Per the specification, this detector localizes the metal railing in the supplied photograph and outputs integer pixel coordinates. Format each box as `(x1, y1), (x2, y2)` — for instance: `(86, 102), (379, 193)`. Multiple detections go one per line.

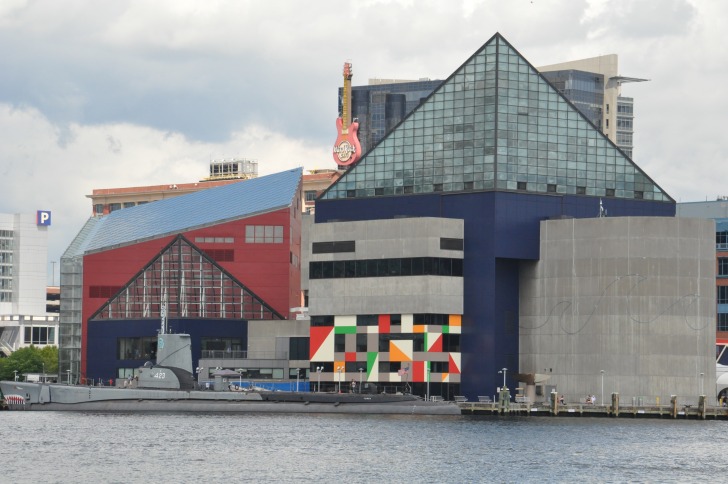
(200, 350), (289, 360)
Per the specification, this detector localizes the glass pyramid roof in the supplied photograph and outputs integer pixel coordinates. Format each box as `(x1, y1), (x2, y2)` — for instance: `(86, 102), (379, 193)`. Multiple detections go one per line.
(91, 235), (283, 321)
(321, 34), (672, 203)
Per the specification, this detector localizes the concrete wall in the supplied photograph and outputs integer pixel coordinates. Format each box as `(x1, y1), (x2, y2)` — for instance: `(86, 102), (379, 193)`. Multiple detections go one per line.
(307, 217), (464, 316)
(519, 216), (716, 403)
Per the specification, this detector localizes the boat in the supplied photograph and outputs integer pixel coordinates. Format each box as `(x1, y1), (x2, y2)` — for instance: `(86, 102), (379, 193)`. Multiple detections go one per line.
(0, 333), (460, 415)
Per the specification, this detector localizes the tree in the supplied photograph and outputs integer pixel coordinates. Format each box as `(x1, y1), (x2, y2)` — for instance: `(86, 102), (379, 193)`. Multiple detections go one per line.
(0, 346), (58, 381)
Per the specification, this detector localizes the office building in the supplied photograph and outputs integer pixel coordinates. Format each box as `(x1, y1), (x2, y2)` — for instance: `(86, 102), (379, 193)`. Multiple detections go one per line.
(539, 54), (646, 159)
(311, 33), (714, 402)
(343, 78), (442, 154)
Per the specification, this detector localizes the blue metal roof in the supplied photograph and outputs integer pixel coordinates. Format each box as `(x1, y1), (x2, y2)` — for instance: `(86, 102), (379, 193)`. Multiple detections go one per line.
(82, 168), (302, 253)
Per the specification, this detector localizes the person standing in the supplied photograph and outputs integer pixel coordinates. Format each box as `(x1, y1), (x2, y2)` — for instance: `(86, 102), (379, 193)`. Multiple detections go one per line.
(351, 379), (357, 393)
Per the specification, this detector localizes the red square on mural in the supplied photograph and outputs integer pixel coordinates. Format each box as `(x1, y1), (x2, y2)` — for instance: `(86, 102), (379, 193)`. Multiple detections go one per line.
(345, 352), (357, 362)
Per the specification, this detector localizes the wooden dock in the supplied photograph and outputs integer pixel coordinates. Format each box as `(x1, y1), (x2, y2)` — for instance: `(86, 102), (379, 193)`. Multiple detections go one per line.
(458, 394), (728, 420)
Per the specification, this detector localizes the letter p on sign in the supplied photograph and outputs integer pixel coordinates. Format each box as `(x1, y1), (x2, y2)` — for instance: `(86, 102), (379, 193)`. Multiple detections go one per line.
(37, 210), (51, 226)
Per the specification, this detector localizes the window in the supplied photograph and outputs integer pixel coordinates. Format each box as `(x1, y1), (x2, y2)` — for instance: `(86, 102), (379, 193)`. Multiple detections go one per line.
(719, 286), (728, 305)
(123, 202), (136, 208)
(24, 326), (55, 345)
(245, 225), (283, 243)
(312, 241), (356, 253)
(718, 231), (728, 250)
(108, 203), (122, 212)
(305, 190), (317, 201)
(309, 257), (464, 279)
(118, 337), (158, 360)
(356, 334), (367, 352)
(94, 204), (104, 214)
(718, 313), (728, 332)
(334, 334), (346, 352)
(440, 238), (464, 251)
(289, 337), (309, 360)
(719, 258), (728, 277)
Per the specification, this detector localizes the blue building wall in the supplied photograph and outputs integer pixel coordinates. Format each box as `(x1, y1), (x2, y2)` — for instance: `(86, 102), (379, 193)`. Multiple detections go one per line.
(315, 191), (675, 398)
(86, 319), (248, 383)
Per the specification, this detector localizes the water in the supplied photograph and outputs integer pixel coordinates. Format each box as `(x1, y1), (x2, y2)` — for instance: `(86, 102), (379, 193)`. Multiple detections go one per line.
(2, 412), (727, 483)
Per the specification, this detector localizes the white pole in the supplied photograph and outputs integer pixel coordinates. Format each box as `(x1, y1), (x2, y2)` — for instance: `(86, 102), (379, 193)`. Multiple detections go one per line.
(601, 370), (605, 405)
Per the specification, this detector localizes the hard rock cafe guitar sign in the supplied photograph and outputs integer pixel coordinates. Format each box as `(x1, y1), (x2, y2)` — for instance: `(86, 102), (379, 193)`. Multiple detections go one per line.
(333, 62), (361, 167)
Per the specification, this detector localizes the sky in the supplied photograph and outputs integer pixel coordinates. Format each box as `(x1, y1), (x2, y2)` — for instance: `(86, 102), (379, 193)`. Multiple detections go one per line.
(1, 0), (726, 283)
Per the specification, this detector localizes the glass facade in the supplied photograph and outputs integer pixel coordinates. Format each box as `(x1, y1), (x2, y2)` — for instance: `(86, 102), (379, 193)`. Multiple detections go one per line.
(92, 236), (282, 321)
(345, 79), (443, 154)
(323, 36), (669, 203)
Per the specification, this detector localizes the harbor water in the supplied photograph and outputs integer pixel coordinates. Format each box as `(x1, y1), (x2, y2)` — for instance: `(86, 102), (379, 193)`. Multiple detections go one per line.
(2, 412), (728, 483)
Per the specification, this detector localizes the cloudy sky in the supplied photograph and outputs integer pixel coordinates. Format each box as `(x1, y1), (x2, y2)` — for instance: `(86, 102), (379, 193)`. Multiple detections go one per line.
(1, 0), (726, 281)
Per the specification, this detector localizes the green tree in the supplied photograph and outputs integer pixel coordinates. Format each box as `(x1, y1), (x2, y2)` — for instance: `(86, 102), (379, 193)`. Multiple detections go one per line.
(0, 345), (58, 381)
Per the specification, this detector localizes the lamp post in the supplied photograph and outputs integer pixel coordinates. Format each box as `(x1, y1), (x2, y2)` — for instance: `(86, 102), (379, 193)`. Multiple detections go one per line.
(499, 368), (507, 389)
(316, 366), (323, 392)
(337, 366), (343, 393)
(66, 369), (71, 385)
(296, 368), (300, 393)
(42, 363), (45, 383)
(358, 367), (363, 394)
(13, 370), (18, 382)
(700, 372), (704, 396)
(426, 364), (431, 402)
(600, 370), (605, 405)
(236, 368), (244, 390)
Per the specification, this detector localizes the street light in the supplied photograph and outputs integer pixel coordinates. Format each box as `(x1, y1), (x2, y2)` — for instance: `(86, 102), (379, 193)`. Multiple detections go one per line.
(499, 368), (508, 389)
(600, 370), (605, 405)
(42, 363), (45, 383)
(236, 368), (244, 390)
(337, 366), (343, 393)
(316, 366), (323, 392)
(426, 364), (431, 402)
(13, 370), (18, 382)
(358, 367), (364, 394)
(66, 369), (71, 385)
(295, 368), (300, 393)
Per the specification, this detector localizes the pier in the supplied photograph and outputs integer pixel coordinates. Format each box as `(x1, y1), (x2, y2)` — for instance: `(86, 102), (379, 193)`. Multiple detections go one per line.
(458, 393), (728, 419)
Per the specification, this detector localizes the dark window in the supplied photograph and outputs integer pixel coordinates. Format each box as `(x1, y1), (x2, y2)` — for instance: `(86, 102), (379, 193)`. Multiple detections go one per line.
(717, 231), (728, 248)
(203, 249), (234, 262)
(356, 334), (367, 352)
(312, 241), (356, 254)
(108, 203), (122, 212)
(440, 238), (464, 251)
(517, 181), (527, 191)
(311, 315), (334, 327)
(123, 202), (136, 208)
(719, 313), (728, 332)
(576, 186), (586, 195)
(333, 261), (345, 278)
(443, 334), (461, 352)
(634, 191), (643, 199)
(430, 361), (449, 373)
(334, 334), (346, 352)
(413, 334), (425, 352)
(718, 258), (728, 277)
(606, 188), (615, 197)
(289, 337), (310, 360)
(305, 190), (317, 201)
(719, 286), (728, 305)
(547, 184), (557, 193)
(94, 204), (104, 214)
(322, 261), (334, 278)
(356, 314), (378, 326)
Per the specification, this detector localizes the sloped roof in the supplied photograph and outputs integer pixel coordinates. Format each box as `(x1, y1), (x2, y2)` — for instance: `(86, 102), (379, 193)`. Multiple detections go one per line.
(321, 33), (672, 203)
(71, 168), (301, 255)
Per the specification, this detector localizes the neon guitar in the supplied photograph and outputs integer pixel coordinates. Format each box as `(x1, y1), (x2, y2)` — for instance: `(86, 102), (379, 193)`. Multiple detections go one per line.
(333, 62), (361, 167)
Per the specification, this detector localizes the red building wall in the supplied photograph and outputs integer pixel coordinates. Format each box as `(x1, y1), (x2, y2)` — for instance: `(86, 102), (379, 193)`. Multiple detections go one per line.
(81, 206), (301, 377)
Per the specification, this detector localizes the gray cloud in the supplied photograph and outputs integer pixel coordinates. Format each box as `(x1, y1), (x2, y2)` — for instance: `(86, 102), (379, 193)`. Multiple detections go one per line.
(1, 0), (727, 278)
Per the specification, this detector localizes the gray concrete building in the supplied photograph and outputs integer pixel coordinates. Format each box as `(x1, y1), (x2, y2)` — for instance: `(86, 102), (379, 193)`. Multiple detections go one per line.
(519, 216), (716, 404)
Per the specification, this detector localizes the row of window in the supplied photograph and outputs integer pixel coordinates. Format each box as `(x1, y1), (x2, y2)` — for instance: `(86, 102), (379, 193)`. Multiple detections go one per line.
(195, 237), (234, 244)
(245, 225), (283, 244)
(24, 326), (55, 345)
(718, 286), (728, 304)
(333, 333), (461, 353)
(310, 361), (450, 373)
(0, 292), (11, 302)
(309, 257), (463, 279)
(311, 314), (454, 327)
(0, 253), (12, 263)
(0, 239), (12, 250)
(0, 230), (13, 238)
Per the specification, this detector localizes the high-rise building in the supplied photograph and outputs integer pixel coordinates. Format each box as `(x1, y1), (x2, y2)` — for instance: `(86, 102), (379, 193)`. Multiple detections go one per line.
(0, 212), (58, 357)
(342, 78), (442, 155)
(539, 55), (646, 159)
